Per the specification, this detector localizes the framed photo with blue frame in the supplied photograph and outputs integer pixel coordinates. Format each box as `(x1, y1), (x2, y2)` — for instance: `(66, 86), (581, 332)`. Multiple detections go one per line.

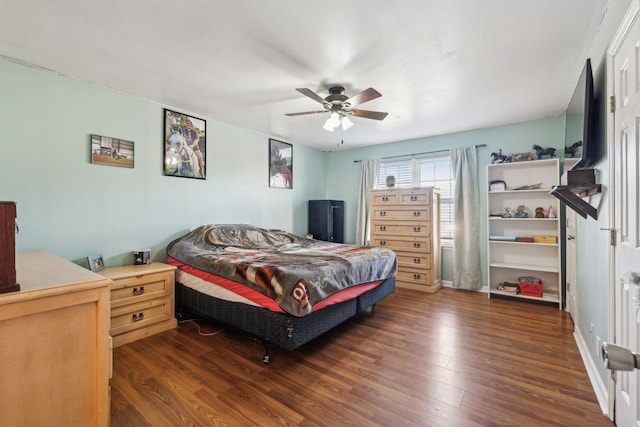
(163, 109), (206, 179)
(269, 139), (292, 189)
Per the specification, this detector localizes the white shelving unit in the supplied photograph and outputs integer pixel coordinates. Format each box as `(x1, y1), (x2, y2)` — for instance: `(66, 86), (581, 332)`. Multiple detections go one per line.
(486, 158), (562, 307)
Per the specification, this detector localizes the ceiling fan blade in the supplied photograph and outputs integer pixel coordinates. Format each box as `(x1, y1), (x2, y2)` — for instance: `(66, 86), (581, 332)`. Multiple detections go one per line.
(285, 110), (327, 116)
(351, 109), (388, 120)
(346, 88), (382, 107)
(295, 88), (327, 105)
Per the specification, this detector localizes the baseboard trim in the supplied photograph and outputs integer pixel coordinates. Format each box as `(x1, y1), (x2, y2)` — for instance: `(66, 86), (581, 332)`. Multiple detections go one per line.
(574, 328), (610, 417)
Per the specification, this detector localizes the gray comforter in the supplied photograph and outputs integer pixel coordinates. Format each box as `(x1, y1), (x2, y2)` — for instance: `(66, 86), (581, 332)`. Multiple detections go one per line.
(166, 224), (397, 316)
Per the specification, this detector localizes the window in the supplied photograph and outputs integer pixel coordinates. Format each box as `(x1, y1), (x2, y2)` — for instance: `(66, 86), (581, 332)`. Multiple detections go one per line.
(377, 157), (454, 242)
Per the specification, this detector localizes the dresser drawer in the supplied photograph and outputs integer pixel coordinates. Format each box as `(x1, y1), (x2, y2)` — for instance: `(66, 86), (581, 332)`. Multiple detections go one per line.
(371, 207), (431, 221)
(396, 269), (432, 286)
(371, 191), (399, 205)
(396, 252), (432, 270)
(110, 270), (173, 308)
(371, 222), (431, 237)
(398, 189), (432, 205)
(110, 296), (173, 336)
(369, 236), (432, 252)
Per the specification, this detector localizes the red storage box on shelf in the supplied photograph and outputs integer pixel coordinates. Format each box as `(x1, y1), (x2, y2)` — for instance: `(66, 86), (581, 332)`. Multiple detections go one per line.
(519, 276), (543, 297)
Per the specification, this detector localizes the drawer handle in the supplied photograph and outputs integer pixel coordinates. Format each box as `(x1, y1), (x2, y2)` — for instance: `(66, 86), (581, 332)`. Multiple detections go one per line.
(410, 195), (417, 201)
(380, 240), (386, 246)
(413, 258), (421, 264)
(379, 226), (386, 231)
(413, 242), (421, 248)
(132, 286), (145, 296)
(413, 227), (421, 232)
(413, 211), (421, 217)
(382, 196), (389, 202)
(413, 274), (421, 279)
(380, 211), (386, 216)
(132, 312), (145, 322)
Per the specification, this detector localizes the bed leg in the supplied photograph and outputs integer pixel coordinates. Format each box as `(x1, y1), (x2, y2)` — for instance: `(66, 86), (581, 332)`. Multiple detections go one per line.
(262, 340), (271, 364)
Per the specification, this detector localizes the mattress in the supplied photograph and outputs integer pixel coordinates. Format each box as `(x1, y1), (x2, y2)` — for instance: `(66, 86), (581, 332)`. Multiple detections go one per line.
(170, 257), (385, 313)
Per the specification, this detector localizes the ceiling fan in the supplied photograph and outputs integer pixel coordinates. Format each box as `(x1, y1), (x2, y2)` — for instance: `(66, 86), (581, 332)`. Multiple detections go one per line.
(285, 86), (388, 132)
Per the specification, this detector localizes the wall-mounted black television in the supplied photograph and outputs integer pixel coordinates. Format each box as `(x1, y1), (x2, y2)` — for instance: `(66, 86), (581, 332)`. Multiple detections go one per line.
(565, 58), (600, 170)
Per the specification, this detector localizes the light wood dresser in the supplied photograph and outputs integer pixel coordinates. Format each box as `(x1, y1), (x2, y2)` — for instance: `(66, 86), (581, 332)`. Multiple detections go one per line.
(100, 262), (177, 347)
(0, 250), (112, 427)
(370, 187), (442, 293)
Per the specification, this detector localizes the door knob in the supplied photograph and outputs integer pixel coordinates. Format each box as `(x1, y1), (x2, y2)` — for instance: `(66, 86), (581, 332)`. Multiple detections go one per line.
(602, 342), (640, 371)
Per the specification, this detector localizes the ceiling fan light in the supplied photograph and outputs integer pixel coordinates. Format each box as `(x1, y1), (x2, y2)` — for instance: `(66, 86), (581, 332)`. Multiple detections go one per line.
(328, 112), (341, 127)
(323, 117), (336, 132)
(341, 115), (354, 131)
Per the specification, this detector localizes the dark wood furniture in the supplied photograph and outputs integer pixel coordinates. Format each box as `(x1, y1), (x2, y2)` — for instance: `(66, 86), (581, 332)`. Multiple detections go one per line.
(0, 201), (19, 293)
(308, 199), (344, 243)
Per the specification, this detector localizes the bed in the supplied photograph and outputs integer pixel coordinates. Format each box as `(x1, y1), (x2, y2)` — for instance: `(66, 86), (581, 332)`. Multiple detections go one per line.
(166, 224), (397, 362)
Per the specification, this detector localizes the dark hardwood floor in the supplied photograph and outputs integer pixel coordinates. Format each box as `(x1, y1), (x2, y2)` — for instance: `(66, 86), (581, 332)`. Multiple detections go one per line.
(110, 287), (614, 426)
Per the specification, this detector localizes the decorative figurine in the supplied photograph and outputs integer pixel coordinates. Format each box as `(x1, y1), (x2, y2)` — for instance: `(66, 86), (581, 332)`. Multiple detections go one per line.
(564, 141), (582, 158)
(514, 205), (528, 218)
(502, 207), (513, 218)
(535, 207), (546, 218)
(547, 205), (557, 219)
(490, 149), (511, 164)
(532, 145), (557, 159)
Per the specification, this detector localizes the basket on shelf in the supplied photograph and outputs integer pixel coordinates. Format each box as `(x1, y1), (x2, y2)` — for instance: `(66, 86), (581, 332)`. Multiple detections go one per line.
(519, 276), (543, 297)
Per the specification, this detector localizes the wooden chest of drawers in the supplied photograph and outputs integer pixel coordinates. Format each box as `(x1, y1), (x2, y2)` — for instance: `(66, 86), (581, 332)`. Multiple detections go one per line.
(100, 262), (177, 347)
(370, 187), (441, 293)
(2, 251), (111, 426)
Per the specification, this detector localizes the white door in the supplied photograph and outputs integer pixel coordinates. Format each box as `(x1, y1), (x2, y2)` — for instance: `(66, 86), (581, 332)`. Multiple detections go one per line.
(610, 2), (640, 425)
(565, 208), (577, 323)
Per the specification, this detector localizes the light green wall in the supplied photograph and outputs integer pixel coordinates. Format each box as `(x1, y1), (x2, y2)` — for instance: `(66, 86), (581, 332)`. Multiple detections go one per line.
(324, 117), (566, 283)
(0, 57), (326, 267)
(577, 0), (633, 388)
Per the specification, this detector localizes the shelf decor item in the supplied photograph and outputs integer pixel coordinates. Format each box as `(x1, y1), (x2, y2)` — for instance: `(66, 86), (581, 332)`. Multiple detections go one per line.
(87, 254), (105, 272)
(519, 276), (543, 297)
(511, 152), (535, 162)
(489, 180), (506, 191)
(133, 250), (151, 265)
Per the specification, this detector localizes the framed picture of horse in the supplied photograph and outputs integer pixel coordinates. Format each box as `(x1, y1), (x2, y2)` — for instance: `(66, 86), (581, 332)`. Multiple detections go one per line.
(91, 134), (134, 168)
(163, 109), (206, 179)
(269, 139), (292, 189)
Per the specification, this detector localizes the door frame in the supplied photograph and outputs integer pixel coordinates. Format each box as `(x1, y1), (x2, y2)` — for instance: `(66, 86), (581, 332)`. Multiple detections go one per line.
(606, 0), (640, 419)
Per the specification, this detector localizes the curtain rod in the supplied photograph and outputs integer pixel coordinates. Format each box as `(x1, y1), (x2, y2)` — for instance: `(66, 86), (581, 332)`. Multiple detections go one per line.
(353, 144), (486, 163)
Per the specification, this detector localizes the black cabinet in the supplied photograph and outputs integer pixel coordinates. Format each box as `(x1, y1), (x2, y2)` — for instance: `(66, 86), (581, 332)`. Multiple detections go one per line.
(308, 200), (344, 243)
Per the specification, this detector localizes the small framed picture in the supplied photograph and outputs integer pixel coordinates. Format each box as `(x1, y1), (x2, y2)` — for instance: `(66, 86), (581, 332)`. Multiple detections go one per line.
(269, 139), (292, 189)
(90, 134), (134, 168)
(87, 254), (105, 272)
(163, 109), (206, 179)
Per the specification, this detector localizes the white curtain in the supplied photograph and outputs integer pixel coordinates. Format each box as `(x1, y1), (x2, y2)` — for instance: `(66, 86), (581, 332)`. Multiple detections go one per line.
(450, 146), (483, 290)
(355, 159), (380, 245)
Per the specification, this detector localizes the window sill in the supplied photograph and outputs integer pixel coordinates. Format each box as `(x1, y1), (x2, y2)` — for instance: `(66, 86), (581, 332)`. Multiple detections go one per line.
(441, 240), (453, 249)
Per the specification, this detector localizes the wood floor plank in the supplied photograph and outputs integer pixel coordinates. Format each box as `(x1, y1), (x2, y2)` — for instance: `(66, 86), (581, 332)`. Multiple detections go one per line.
(110, 287), (614, 426)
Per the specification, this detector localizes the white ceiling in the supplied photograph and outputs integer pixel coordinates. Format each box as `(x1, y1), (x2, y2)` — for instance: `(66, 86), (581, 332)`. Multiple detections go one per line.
(0, 0), (607, 151)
